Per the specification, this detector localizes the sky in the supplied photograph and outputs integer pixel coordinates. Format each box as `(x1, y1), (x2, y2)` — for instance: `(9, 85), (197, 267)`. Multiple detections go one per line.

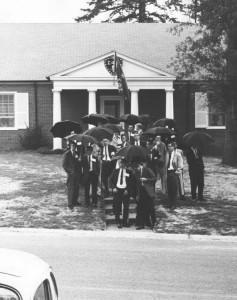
(0, 0), (190, 23)
(0, 0), (89, 23)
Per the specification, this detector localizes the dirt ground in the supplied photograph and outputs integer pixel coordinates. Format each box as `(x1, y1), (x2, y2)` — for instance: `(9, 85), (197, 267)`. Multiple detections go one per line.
(0, 151), (236, 235)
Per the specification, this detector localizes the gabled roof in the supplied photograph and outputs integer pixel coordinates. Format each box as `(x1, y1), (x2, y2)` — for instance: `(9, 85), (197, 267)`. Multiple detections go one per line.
(0, 23), (194, 81)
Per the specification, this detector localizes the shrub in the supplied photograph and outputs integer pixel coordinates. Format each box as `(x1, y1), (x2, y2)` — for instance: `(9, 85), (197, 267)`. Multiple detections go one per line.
(19, 125), (51, 150)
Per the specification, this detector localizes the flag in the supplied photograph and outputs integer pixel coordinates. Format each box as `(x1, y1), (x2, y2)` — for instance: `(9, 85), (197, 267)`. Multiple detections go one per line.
(114, 52), (130, 101)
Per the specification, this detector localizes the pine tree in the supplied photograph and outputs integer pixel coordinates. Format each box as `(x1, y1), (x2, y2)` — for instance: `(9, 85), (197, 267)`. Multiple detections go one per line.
(75, 0), (185, 23)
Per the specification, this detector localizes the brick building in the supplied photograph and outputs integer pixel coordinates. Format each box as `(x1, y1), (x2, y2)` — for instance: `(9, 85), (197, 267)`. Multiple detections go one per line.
(0, 23), (225, 154)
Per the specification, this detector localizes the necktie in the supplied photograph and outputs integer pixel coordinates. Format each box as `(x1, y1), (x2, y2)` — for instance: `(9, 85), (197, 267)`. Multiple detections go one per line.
(88, 155), (91, 170)
(105, 146), (107, 160)
(120, 169), (124, 185)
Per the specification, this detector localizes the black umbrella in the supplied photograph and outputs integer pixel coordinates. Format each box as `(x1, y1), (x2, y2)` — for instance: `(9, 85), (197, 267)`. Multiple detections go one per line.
(182, 132), (215, 146)
(101, 123), (124, 133)
(153, 118), (177, 130)
(84, 127), (113, 141)
(50, 120), (82, 138)
(114, 145), (148, 162)
(139, 114), (152, 125)
(81, 114), (109, 126)
(144, 127), (176, 136)
(118, 114), (140, 125)
(64, 133), (98, 145)
(102, 114), (119, 124)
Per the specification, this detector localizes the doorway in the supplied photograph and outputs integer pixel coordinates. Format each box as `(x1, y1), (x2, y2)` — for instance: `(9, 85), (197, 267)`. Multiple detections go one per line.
(100, 96), (124, 120)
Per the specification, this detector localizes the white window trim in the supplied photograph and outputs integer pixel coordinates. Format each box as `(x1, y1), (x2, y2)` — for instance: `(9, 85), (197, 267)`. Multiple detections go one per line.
(0, 91), (18, 130)
(195, 92), (226, 130)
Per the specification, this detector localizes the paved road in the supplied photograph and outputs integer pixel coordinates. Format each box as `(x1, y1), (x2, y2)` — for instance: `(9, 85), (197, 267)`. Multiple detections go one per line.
(1, 229), (237, 300)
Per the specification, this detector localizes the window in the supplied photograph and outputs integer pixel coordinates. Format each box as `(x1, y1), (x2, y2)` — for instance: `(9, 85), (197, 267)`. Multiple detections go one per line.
(0, 94), (15, 127)
(0, 286), (21, 300)
(0, 92), (29, 129)
(33, 280), (52, 300)
(195, 92), (225, 128)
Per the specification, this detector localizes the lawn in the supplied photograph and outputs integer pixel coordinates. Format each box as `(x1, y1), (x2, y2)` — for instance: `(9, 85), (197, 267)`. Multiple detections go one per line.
(0, 151), (236, 235)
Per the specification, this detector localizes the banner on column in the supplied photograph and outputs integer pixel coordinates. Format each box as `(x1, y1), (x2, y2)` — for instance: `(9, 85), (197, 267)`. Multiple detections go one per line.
(114, 52), (130, 101)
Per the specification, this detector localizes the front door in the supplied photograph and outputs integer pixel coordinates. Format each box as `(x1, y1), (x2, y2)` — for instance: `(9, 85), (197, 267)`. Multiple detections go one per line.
(100, 96), (124, 120)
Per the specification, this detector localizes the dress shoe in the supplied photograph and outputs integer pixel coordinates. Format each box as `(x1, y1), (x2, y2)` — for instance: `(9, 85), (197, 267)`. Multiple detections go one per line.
(117, 223), (122, 229)
(198, 198), (206, 201)
(74, 202), (82, 207)
(122, 222), (130, 228)
(136, 226), (144, 230)
(68, 206), (74, 211)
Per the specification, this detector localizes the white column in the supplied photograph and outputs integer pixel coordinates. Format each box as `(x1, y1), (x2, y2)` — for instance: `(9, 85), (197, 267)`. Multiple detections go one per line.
(131, 90), (139, 115)
(165, 89), (174, 119)
(52, 89), (62, 149)
(88, 90), (97, 128)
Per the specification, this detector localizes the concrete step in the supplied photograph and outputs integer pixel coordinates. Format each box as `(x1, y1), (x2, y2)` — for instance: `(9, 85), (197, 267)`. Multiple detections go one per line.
(103, 196), (137, 205)
(105, 213), (137, 225)
(105, 203), (137, 214)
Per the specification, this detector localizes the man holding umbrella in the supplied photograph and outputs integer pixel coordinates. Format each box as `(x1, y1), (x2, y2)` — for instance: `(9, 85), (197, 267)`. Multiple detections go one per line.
(110, 158), (135, 228)
(82, 145), (100, 208)
(186, 144), (205, 201)
(100, 139), (117, 197)
(62, 141), (82, 210)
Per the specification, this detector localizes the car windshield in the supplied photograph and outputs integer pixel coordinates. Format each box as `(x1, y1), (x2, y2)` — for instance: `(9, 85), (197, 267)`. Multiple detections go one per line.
(0, 287), (20, 300)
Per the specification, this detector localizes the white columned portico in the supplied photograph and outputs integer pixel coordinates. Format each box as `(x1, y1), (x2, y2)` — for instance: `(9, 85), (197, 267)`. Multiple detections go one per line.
(52, 89), (62, 149)
(165, 89), (174, 119)
(88, 89), (97, 128)
(131, 90), (139, 115)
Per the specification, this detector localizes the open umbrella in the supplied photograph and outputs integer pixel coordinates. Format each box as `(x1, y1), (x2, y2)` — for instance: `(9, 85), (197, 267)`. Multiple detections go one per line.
(84, 127), (113, 141)
(153, 118), (177, 130)
(81, 114), (109, 126)
(144, 127), (176, 136)
(64, 133), (98, 145)
(118, 114), (140, 125)
(182, 132), (215, 146)
(101, 123), (124, 133)
(102, 114), (118, 124)
(114, 145), (148, 162)
(50, 120), (82, 138)
(139, 114), (152, 125)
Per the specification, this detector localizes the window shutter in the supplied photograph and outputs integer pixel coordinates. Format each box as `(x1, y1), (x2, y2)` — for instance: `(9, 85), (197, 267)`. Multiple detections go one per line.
(195, 92), (208, 128)
(15, 93), (29, 129)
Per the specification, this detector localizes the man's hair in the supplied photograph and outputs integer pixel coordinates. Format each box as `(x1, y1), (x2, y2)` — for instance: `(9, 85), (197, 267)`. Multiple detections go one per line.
(168, 142), (175, 147)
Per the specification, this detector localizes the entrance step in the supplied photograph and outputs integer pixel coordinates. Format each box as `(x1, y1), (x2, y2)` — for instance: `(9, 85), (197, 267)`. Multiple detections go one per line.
(104, 196), (137, 225)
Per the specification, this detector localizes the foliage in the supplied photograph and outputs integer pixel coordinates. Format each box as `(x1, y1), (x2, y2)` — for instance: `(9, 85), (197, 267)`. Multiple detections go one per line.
(75, 0), (185, 23)
(18, 125), (51, 150)
(169, 0), (237, 165)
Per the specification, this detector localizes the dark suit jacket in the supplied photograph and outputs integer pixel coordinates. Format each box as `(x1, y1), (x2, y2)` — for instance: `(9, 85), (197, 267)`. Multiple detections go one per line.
(81, 154), (100, 183)
(110, 168), (135, 195)
(186, 148), (204, 170)
(62, 150), (82, 179)
(134, 166), (156, 199)
(100, 144), (117, 160)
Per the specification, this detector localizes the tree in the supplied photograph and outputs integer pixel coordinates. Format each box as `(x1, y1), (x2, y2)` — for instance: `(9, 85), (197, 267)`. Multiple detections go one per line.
(170, 0), (237, 166)
(75, 0), (185, 23)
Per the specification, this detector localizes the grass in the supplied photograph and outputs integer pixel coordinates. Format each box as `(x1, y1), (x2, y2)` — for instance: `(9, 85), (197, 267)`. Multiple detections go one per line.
(0, 151), (236, 235)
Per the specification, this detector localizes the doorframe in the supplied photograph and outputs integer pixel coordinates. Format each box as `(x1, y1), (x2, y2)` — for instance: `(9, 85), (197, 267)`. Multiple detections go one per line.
(100, 95), (124, 117)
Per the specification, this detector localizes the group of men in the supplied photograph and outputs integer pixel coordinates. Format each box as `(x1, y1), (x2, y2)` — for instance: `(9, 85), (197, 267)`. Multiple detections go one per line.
(62, 123), (205, 230)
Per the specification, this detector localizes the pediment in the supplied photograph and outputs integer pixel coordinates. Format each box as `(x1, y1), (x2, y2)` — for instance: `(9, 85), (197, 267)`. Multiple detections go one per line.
(50, 51), (175, 80)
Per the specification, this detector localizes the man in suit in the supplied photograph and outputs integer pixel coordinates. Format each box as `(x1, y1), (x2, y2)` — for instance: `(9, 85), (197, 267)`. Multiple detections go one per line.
(110, 158), (135, 228)
(153, 135), (167, 194)
(132, 157), (158, 230)
(62, 142), (82, 210)
(166, 142), (183, 210)
(135, 123), (143, 137)
(82, 145), (100, 208)
(186, 144), (205, 201)
(146, 140), (158, 176)
(100, 139), (117, 197)
(174, 141), (185, 200)
(127, 125), (135, 144)
(118, 134), (130, 148)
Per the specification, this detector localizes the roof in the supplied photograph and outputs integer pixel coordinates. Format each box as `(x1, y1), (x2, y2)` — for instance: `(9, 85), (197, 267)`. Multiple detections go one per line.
(0, 248), (49, 277)
(0, 23), (194, 81)
(0, 248), (51, 299)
